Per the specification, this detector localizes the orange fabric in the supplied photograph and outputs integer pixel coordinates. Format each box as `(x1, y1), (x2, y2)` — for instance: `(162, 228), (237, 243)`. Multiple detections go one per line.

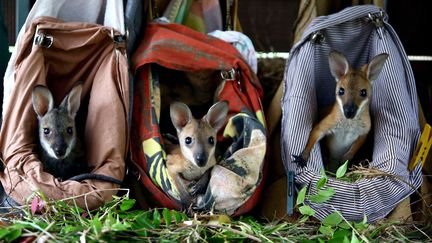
(0, 17), (129, 209)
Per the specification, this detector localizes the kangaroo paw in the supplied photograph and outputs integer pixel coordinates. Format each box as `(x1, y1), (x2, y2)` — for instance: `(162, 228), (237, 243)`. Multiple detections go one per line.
(292, 154), (307, 168)
(190, 170), (210, 196)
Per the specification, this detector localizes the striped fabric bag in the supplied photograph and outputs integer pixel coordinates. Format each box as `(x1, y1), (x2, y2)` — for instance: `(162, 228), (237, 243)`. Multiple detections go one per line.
(282, 5), (422, 222)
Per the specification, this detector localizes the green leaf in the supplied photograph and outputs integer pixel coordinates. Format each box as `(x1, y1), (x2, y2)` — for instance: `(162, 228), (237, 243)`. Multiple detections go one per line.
(120, 199), (136, 211)
(91, 217), (102, 235)
(354, 222), (368, 231)
(5, 229), (22, 242)
(319, 225), (334, 237)
(299, 205), (315, 216)
(300, 239), (318, 243)
(112, 222), (131, 231)
(322, 212), (343, 226)
(316, 177), (328, 190)
(336, 161), (349, 178)
(351, 232), (361, 243)
(162, 208), (172, 226)
(353, 214), (368, 231)
(297, 186), (308, 205)
(0, 228), (9, 239)
(333, 228), (352, 239)
(171, 210), (182, 224)
(339, 221), (352, 230)
(136, 214), (154, 229)
(309, 188), (335, 203)
(299, 215), (310, 223)
(153, 209), (161, 228)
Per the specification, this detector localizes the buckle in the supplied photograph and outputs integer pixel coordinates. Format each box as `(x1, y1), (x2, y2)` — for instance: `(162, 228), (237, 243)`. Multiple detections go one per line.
(34, 33), (53, 48)
(221, 68), (242, 92)
(310, 31), (324, 45)
(368, 10), (385, 28)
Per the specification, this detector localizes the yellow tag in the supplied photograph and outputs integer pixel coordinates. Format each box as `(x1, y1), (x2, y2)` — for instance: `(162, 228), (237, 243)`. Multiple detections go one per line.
(409, 124), (432, 171)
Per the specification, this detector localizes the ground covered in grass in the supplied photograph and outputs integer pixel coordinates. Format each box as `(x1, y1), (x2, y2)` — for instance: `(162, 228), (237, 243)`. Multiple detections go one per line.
(0, 191), (431, 242)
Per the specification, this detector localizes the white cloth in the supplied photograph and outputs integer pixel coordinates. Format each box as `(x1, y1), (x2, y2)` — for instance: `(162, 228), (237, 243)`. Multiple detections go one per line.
(209, 30), (258, 74)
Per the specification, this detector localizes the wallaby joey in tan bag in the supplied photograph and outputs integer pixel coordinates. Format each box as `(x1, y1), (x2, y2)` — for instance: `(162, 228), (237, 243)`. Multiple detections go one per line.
(293, 51), (388, 172)
(32, 83), (87, 180)
(166, 101), (229, 205)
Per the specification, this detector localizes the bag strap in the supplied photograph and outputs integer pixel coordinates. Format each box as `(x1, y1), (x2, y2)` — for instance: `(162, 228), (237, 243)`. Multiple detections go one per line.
(69, 173), (123, 186)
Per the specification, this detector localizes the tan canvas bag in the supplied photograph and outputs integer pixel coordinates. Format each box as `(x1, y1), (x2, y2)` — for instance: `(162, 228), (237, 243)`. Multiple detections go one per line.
(0, 16), (129, 209)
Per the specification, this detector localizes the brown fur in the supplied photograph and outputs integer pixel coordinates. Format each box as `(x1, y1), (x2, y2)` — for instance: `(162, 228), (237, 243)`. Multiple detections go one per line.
(166, 101), (228, 205)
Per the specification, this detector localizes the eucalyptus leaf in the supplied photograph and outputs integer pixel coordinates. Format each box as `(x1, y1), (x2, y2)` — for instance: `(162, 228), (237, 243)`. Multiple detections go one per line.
(162, 208), (172, 226)
(316, 177), (328, 190)
(0, 228), (8, 239)
(309, 188), (335, 203)
(136, 214), (155, 229)
(299, 205), (315, 216)
(351, 232), (361, 243)
(333, 228), (351, 239)
(319, 225), (334, 237)
(120, 199), (136, 211)
(336, 161), (349, 178)
(322, 212), (343, 226)
(153, 209), (161, 228)
(171, 210), (182, 224)
(339, 221), (352, 230)
(297, 186), (308, 205)
(92, 217), (102, 234)
(5, 229), (22, 242)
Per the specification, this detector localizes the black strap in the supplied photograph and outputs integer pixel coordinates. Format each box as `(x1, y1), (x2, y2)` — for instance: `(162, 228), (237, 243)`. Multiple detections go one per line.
(69, 173), (123, 186)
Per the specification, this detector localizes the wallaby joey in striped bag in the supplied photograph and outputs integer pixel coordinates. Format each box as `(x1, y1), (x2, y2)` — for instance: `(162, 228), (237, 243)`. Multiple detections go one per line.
(293, 51), (388, 172)
(32, 83), (87, 180)
(166, 101), (229, 205)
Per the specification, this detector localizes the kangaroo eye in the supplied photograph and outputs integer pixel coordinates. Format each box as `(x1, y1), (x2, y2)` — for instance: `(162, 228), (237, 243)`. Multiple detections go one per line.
(208, 136), (215, 145)
(67, 127), (73, 134)
(43, 128), (50, 135)
(338, 87), (345, 96)
(360, 89), (367, 97)
(185, 137), (192, 145)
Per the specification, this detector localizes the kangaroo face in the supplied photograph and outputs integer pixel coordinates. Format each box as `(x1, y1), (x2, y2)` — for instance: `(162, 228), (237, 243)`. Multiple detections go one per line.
(32, 84), (82, 160)
(335, 71), (371, 119)
(38, 109), (76, 159)
(329, 51), (388, 119)
(178, 120), (217, 167)
(170, 101), (229, 168)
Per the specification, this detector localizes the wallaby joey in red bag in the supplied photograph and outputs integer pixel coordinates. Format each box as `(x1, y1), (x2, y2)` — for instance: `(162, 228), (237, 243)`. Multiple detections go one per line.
(166, 101), (229, 206)
(32, 83), (87, 180)
(293, 51), (388, 172)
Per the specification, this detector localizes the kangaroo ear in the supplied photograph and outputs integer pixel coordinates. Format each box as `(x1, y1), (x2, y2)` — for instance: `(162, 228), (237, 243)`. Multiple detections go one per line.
(205, 101), (229, 131)
(170, 102), (192, 132)
(365, 53), (388, 82)
(32, 85), (54, 117)
(60, 83), (82, 117)
(329, 51), (349, 81)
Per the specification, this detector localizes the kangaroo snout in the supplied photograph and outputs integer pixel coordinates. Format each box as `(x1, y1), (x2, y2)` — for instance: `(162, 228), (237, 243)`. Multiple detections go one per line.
(52, 140), (67, 158)
(194, 152), (208, 167)
(343, 103), (357, 119)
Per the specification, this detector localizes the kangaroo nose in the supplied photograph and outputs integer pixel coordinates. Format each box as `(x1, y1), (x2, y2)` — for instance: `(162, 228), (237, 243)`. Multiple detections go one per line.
(343, 104), (357, 119)
(53, 145), (66, 157)
(195, 153), (207, 167)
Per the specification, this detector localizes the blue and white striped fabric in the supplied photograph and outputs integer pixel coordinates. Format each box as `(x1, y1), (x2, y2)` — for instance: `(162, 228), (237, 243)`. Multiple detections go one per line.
(281, 5), (423, 222)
